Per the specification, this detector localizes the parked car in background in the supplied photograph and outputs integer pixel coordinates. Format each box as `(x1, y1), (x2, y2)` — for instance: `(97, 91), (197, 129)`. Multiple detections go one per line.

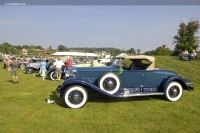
(18, 59), (29, 69)
(47, 60), (105, 80)
(26, 59), (43, 74)
(26, 58), (55, 74)
(56, 55), (194, 108)
(47, 66), (66, 80)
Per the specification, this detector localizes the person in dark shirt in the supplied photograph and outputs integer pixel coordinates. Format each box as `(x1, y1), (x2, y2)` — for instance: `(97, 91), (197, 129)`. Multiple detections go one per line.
(48, 59), (54, 70)
(9, 57), (19, 84)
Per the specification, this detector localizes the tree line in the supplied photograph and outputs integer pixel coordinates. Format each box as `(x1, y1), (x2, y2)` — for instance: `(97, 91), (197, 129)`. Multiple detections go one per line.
(0, 42), (138, 57)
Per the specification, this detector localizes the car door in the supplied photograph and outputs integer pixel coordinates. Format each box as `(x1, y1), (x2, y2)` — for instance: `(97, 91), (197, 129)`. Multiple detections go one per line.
(143, 70), (166, 88)
(122, 69), (145, 88)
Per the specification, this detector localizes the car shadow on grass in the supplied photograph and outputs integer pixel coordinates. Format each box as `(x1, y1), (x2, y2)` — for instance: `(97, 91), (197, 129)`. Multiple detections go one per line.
(48, 90), (164, 108)
(46, 91), (68, 108)
(87, 95), (164, 104)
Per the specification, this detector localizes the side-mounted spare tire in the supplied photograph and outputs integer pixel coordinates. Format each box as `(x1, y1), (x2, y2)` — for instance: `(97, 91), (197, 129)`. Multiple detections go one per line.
(98, 72), (120, 94)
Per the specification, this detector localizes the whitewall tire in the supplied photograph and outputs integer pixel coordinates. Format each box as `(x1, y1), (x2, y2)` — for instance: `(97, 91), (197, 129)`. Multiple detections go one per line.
(165, 81), (183, 102)
(64, 86), (88, 109)
(50, 71), (57, 80)
(98, 73), (120, 94)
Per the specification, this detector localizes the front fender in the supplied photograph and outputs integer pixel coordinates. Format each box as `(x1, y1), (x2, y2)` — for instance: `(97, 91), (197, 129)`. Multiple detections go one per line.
(60, 79), (118, 97)
(47, 68), (56, 75)
(160, 76), (189, 91)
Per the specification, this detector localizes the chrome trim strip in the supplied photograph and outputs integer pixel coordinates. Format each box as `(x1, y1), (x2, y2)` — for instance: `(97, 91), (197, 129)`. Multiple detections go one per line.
(123, 92), (164, 97)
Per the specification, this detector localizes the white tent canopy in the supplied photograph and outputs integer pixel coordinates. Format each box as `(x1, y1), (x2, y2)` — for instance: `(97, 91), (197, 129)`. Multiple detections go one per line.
(51, 52), (98, 57)
(116, 53), (127, 57)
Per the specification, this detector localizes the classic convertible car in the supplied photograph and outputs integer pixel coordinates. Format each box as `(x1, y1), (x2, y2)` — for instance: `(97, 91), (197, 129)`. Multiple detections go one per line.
(56, 55), (194, 108)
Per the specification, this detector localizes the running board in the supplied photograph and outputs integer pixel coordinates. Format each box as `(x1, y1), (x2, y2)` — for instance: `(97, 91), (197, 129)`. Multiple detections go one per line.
(122, 92), (164, 97)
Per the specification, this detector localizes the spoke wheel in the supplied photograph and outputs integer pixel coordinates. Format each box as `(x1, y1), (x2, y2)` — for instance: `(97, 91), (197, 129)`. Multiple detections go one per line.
(99, 73), (120, 94)
(102, 77), (117, 91)
(68, 91), (84, 105)
(165, 82), (182, 102)
(26, 68), (33, 74)
(64, 86), (88, 108)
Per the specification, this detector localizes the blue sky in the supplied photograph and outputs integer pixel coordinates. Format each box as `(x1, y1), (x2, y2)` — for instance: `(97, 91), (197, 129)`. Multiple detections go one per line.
(0, 6), (200, 52)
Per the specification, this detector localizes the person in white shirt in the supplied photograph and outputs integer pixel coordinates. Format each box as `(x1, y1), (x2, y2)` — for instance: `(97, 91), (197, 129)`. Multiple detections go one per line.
(54, 58), (65, 81)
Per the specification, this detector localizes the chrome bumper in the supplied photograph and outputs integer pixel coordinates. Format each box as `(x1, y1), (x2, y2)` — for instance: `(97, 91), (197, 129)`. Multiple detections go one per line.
(184, 78), (194, 91)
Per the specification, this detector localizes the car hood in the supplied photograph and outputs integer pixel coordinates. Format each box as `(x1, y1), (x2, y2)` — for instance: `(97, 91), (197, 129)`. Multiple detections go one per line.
(153, 68), (179, 76)
(75, 66), (119, 72)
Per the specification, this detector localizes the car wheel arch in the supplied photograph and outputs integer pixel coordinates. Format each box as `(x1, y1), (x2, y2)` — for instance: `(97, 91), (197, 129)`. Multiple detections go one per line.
(160, 78), (187, 91)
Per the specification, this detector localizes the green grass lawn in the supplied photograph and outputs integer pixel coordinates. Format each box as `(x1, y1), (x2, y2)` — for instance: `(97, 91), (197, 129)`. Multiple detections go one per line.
(0, 56), (200, 133)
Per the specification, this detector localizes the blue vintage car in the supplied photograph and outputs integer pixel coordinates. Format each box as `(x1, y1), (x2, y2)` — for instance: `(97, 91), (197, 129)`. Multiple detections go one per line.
(56, 55), (194, 108)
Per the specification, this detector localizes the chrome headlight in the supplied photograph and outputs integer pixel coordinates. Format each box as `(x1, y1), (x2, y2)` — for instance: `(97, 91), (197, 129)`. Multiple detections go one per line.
(184, 78), (191, 85)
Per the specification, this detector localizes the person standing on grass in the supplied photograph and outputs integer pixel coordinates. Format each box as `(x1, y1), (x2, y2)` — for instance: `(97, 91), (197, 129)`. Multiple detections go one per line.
(65, 57), (73, 77)
(54, 57), (64, 81)
(7, 56), (12, 71)
(40, 59), (47, 80)
(48, 59), (54, 70)
(9, 57), (19, 84)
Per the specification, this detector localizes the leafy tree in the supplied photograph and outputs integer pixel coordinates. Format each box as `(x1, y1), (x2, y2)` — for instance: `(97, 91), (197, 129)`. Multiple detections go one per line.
(0, 42), (12, 54)
(30, 45), (35, 49)
(9, 47), (18, 55)
(47, 46), (52, 51)
(28, 49), (38, 56)
(145, 50), (155, 55)
(22, 45), (30, 49)
(14, 45), (22, 50)
(57, 45), (66, 51)
(88, 48), (96, 53)
(173, 20), (200, 55)
(111, 48), (121, 57)
(35, 45), (43, 50)
(46, 46), (54, 54)
(137, 49), (141, 55)
(0, 45), (5, 53)
(154, 45), (172, 56)
(127, 48), (136, 55)
(0, 42), (23, 55)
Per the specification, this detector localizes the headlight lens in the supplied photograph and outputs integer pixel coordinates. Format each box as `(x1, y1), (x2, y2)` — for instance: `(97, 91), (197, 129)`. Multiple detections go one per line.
(184, 78), (191, 85)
